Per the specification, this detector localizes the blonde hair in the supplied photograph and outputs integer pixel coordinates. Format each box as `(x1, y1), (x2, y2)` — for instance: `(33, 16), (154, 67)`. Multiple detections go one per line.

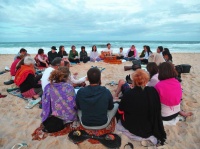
(49, 66), (70, 84)
(132, 69), (149, 87)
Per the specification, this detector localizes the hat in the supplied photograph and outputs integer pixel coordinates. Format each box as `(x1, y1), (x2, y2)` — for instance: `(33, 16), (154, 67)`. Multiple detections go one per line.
(51, 46), (57, 50)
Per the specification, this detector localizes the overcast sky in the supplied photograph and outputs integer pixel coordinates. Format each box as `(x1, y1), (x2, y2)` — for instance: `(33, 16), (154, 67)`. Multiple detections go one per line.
(0, 0), (200, 42)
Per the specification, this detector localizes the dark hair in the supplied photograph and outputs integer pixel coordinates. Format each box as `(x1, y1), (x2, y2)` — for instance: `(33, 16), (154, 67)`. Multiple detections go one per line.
(147, 62), (158, 78)
(81, 46), (85, 51)
(87, 67), (101, 84)
(49, 66), (70, 83)
(71, 45), (75, 49)
(38, 48), (44, 54)
(92, 45), (97, 52)
(146, 46), (152, 56)
(157, 46), (163, 52)
(158, 62), (177, 80)
(20, 48), (26, 53)
(120, 47), (123, 50)
(51, 57), (62, 66)
(162, 51), (173, 62)
(163, 48), (170, 53)
(59, 45), (64, 52)
(107, 43), (111, 46)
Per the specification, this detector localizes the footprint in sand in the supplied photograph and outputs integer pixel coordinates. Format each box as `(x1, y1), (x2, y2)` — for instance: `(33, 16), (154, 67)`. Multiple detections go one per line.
(186, 102), (200, 108)
(186, 115), (196, 123)
(177, 122), (188, 135)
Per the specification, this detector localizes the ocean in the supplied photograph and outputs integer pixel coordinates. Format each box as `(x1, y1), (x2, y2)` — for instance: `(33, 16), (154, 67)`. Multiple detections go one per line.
(0, 41), (200, 54)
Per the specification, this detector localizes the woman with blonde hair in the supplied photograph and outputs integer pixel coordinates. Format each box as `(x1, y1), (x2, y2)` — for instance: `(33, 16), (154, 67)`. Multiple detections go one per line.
(41, 66), (77, 132)
(117, 69), (166, 146)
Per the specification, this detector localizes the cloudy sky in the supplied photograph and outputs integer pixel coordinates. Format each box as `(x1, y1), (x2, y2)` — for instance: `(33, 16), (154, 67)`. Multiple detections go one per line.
(0, 0), (200, 42)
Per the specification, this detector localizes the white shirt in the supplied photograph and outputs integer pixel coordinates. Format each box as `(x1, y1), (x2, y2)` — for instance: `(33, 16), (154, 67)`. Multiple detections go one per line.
(118, 51), (125, 57)
(104, 49), (113, 55)
(41, 67), (54, 90)
(70, 75), (86, 84)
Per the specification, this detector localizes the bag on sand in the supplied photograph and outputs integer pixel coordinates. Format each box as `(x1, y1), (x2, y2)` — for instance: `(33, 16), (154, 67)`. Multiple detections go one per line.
(132, 60), (141, 70)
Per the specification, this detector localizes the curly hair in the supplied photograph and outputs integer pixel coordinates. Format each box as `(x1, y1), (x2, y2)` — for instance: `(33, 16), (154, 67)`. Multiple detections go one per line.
(49, 66), (70, 84)
(132, 69), (149, 87)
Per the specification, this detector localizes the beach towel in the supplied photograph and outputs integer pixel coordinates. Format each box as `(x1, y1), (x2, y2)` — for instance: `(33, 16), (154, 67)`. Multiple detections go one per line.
(14, 65), (35, 86)
(7, 88), (28, 100)
(32, 118), (115, 143)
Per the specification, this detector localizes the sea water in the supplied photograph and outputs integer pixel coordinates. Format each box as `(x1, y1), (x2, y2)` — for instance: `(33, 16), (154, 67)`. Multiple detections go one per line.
(0, 41), (199, 54)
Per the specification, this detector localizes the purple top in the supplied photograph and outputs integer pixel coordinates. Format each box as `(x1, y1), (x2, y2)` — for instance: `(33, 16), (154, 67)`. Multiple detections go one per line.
(41, 82), (77, 123)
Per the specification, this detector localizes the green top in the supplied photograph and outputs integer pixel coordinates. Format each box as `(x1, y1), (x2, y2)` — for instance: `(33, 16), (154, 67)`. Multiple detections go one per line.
(69, 50), (78, 59)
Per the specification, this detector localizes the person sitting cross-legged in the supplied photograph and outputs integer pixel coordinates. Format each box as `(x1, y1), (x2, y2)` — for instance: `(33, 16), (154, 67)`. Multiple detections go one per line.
(117, 69), (166, 146)
(76, 67), (118, 129)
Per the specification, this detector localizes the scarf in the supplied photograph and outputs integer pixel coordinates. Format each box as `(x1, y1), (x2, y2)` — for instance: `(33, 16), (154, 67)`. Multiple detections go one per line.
(14, 65), (35, 86)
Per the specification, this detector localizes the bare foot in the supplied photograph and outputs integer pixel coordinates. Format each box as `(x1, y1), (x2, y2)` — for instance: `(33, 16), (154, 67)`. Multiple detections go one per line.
(179, 111), (193, 117)
(33, 94), (39, 100)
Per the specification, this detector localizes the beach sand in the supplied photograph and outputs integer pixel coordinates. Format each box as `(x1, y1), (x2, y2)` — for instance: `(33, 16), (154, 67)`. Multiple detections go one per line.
(0, 53), (200, 149)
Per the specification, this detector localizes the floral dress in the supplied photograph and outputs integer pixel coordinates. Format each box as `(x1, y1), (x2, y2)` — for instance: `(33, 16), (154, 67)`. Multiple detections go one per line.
(41, 82), (77, 123)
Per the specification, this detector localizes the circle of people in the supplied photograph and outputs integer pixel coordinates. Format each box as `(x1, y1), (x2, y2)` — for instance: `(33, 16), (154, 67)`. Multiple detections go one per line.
(7, 43), (192, 147)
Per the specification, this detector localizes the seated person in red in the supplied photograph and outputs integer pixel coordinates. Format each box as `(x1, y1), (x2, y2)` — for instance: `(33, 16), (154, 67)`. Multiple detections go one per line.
(14, 56), (42, 99)
(76, 67), (118, 129)
(4, 50), (28, 85)
(35, 48), (49, 68)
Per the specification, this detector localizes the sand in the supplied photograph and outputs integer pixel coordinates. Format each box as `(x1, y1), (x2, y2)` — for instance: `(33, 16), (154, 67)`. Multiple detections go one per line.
(0, 53), (200, 149)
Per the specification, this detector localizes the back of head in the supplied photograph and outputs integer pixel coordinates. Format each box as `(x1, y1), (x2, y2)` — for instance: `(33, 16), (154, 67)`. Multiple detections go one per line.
(49, 66), (70, 83)
(24, 56), (35, 65)
(147, 62), (158, 78)
(163, 48), (170, 53)
(51, 57), (62, 66)
(158, 62), (177, 80)
(132, 69), (149, 87)
(87, 67), (101, 84)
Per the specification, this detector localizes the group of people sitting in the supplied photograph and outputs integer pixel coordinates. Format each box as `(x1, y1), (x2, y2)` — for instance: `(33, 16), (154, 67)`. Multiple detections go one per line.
(3, 43), (192, 147)
(32, 43), (173, 68)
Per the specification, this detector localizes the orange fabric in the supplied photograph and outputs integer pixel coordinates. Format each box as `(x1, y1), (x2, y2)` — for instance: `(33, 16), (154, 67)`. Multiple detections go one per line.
(32, 118), (116, 144)
(14, 65), (35, 86)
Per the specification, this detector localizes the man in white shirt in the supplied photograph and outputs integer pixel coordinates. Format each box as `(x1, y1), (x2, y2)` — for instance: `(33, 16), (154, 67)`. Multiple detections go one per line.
(41, 57), (64, 90)
(104, 43), (113, 55)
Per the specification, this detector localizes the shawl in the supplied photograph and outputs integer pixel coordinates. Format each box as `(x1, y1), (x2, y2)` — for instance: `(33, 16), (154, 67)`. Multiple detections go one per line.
(118, 86), (166, 145)
(14, 65), (35, 86)
(41, 82), (77, 123)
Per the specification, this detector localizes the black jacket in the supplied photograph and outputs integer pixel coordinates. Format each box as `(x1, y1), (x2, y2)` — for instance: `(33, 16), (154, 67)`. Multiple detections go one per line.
(119, 86), (166, 145)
